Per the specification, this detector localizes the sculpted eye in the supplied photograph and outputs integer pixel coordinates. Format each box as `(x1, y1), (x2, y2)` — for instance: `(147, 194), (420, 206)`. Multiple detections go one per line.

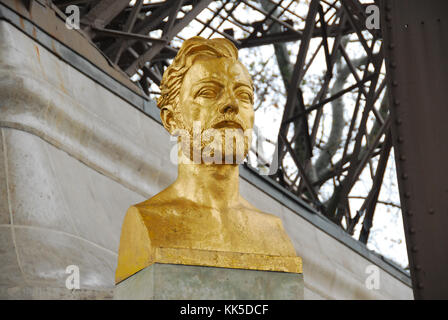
(197, 88), (217, 99)
(237, 91), (253, 103)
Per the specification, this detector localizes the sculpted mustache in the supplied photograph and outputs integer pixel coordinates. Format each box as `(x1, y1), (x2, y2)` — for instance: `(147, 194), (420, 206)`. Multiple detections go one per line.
(208, 114), (246, 131)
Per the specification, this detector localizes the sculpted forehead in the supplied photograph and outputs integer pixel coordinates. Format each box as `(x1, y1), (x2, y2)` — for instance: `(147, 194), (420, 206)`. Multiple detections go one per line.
(182, 57), (252, 88)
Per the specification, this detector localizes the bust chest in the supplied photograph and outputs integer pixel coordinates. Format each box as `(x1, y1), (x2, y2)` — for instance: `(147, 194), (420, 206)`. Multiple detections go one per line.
(137, 204), (294, 256)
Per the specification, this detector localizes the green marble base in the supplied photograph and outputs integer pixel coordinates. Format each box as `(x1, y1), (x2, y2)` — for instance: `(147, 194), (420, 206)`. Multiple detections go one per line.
(114, 263), (304, 300)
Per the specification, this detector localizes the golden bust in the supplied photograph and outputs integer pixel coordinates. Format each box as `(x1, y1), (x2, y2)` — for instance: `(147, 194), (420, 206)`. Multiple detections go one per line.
(115, 37), (301, 283)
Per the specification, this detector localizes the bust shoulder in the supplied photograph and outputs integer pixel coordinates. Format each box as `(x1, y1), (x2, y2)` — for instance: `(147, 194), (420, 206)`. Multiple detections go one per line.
(124, 192), (295, 256)
(116, 191), (299, 283)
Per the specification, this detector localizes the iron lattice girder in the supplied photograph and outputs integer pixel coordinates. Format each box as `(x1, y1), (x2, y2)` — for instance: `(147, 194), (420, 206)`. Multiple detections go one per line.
(52, 0), (374, 76)
(124, 0), (215, 75)
(241, 2), (396, 253)
(81, 0), (130, 30)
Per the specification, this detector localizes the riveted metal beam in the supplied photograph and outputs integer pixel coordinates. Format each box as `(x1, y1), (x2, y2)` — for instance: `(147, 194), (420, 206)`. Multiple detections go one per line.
(381, 0), (448, 299)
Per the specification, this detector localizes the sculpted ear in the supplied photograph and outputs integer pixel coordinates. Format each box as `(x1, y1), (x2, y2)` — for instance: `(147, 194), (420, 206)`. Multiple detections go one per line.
(160, 105), (177, 135)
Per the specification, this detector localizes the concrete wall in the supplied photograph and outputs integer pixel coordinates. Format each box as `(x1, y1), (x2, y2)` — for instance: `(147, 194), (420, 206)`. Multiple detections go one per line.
(0, 20), (413, 299)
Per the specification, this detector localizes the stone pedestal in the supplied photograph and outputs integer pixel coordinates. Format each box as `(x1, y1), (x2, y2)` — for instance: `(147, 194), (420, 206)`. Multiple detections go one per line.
(114, 263), (303, 300)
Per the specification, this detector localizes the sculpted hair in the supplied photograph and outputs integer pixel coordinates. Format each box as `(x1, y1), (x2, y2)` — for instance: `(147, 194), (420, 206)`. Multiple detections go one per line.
(157, 36), (241, 110)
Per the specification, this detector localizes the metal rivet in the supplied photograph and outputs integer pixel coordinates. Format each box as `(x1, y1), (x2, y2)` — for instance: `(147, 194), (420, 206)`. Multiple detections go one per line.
(400, 155), (406, 161)
(429, 208), (435, 215)
(406, 210), (413, 216)
(396, 118), (402, 125)
(394, 99), (400, 106)
(409, 227), (416, 234)
(390, 61), (397, 68)
(412, 246), (418, 252)
(405, 192), (411, 198)
(392, 80), (398, 87)
(389, 43), (395, 49)
(386, 3), (392, 10)
(402, 173), (408, 180)
(398, 137), (404, 143)
(418, 282), (424, 289)
(415, 265), (422, 271)
(386, 14), (392, 21)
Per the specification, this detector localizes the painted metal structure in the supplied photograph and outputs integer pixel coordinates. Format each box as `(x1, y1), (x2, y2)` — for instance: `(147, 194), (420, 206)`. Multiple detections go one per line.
(381, 0), (448, 299)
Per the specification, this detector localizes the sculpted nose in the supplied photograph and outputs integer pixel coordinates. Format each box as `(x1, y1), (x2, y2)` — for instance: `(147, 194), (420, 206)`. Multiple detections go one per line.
(220, 95), (239, 115)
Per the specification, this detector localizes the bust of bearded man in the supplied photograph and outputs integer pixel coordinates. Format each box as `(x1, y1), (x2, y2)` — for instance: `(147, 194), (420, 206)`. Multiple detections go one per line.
(115, 37), (301, 284)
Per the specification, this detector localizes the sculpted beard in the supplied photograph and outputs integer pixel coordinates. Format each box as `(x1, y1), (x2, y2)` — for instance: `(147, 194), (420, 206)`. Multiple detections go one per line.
(173, 108), (251, 164)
